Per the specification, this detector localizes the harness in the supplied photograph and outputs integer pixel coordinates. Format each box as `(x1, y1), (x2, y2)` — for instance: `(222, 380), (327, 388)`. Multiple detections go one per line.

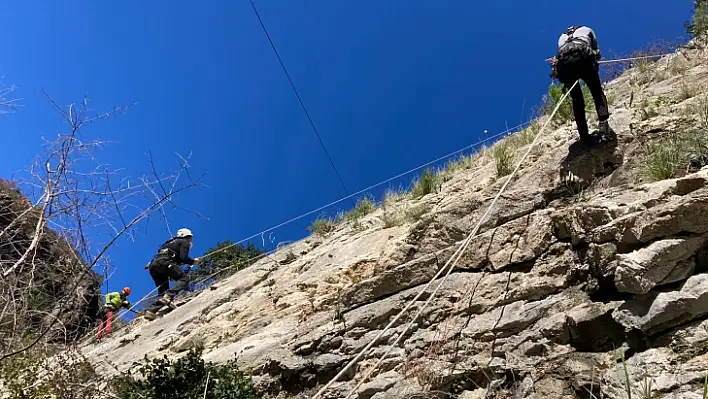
(145, 238), (180, 270)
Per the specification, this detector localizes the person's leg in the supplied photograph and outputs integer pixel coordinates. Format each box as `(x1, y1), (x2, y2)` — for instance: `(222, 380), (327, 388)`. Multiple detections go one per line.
(579, 60), (615, 141)
(166, 266), (189, 297)
(96, 319), (105, 339)
(150, 265), (170, 297)
(145, 267), (170, 314)
(557, 57), (590, 143)
(104, 310), (114, 334)
(579, 61), (609, 122)
(568, 80), (590, 140)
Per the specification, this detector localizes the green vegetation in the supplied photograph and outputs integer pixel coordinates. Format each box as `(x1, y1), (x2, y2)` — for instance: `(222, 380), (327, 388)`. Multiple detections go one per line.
(0, 342), (99, 399)
(308, 217), (338, 237)
(345, 196), (377, 227)
(679, 81), (701, 101)
(642, 131), (708, 182)
(190, 240), (266, 285)
(542, 83), (594, 125)
(411, 168), (442, 199)
(491, 140), (514, 177)
(686, 0), (708, 40)
(112, 347), (259, 399)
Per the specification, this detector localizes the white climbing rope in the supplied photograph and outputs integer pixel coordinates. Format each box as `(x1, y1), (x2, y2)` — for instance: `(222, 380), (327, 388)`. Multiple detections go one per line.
(79, 120), (532, 345)
(315, 80), (580, 399)
(597, 53), (673, 64)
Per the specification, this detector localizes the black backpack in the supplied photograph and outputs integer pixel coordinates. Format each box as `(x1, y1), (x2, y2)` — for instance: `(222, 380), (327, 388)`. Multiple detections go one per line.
(144, 238), (180, 269)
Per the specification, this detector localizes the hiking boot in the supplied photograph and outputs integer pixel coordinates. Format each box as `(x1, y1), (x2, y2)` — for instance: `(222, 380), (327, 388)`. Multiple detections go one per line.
(598, 120), (617, 142)
(144, 311), (157, 321)
(579, 134), (595, 147)
(161, 294), (177, 309)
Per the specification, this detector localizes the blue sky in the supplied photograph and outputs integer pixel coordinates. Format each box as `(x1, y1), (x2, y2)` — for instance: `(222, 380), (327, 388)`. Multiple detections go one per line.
(0, 1), (692, 311)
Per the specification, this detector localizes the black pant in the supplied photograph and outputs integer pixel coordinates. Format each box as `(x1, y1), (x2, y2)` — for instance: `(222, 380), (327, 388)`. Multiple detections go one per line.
(556, 51), (609, 137)
(146, 261), (189, 313)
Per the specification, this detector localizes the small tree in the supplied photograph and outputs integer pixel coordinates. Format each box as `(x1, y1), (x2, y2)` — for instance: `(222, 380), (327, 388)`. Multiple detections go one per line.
(189, 240), (265, 287)
(686, 0), (708, 40)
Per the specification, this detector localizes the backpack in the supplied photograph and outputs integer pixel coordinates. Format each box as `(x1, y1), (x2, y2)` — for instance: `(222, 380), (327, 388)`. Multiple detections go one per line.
(145, 238), (180, 270)
(557, 26), (593, 60)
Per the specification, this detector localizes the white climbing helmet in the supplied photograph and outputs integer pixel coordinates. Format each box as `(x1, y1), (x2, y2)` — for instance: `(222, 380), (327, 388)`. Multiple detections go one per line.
(177, 228), (193, 238)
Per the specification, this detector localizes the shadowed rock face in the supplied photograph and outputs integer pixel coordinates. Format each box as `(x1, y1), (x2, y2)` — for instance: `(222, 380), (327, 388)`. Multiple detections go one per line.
(82, 49), (708, 398)
(0, 179), (102, 345)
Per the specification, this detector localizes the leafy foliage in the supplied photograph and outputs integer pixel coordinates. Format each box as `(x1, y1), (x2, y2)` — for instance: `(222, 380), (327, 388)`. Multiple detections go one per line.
(189, 240), (265, 286)
(543, 82), (594, 124)
(686, 0), (708, 40)
(112, 347), (259, 399)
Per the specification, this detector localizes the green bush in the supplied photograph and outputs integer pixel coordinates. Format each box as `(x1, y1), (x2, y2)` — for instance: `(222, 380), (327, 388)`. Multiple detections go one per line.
(308, 217), (337, 237)
(411, 168), (441, 199)
(492, 140), (514, 178)
(345, 196), (377, 226)
(0, 346), (101, 399)
(112, 347), (259, 399)
(189, 240), (265, 286)
(642, 131), (708, 182)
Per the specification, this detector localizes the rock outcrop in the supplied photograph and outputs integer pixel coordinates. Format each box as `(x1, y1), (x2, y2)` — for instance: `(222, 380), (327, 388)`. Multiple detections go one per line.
(0, 179), (102, 345)
(82, 47), (708, 398)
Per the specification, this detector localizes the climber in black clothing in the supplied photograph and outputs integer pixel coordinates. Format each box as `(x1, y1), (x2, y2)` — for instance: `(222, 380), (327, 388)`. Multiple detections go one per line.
(548, 25), (617, 146)
(143, 228), (201, 320)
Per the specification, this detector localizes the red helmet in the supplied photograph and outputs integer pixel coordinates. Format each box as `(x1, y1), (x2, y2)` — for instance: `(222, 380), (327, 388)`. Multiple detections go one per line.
(122, 286), (132, 296)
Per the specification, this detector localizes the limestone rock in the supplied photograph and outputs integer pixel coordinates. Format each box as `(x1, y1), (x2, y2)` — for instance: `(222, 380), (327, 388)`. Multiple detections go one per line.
(613, 274), (708, 335)
(615, 235), (707, 294)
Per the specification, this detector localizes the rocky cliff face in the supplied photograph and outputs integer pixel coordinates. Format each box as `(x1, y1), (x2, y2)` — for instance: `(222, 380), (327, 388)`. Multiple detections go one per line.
(83, 47), (708, 398)
(0, 179), (102, 346)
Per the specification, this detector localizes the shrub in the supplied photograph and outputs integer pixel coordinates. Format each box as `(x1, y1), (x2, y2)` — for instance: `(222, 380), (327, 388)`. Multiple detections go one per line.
(642, 131), (708, 182)
(543, 83), (594, 125)
(381, 189), (405, 228)
(111, 347), (259, 399)
(0, 346), (102, 399)
(189, 240), (266, 286)
(411, 169), (441, 199)
(345, 196), (377, 226)
(508, 123), (539, 148)
(308, 217), (337, 237)
(492, 140), (514, 177)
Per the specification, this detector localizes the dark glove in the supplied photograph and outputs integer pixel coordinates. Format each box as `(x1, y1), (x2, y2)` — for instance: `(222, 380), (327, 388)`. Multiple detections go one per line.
(105, 304), (116, 312)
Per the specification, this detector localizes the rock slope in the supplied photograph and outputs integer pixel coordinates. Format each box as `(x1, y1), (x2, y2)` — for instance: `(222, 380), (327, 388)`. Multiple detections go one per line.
(83, 46), (708, 398)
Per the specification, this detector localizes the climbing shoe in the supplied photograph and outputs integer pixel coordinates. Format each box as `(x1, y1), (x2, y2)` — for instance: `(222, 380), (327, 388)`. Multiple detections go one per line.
(161, 294), (177, 310)
(144, 311), (157, 321)
(598, 120), (617, 143)
(579, 134), (595, 147)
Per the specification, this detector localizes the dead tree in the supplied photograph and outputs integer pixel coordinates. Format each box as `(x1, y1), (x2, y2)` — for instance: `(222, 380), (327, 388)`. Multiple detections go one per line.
(0, 93), (203, 362)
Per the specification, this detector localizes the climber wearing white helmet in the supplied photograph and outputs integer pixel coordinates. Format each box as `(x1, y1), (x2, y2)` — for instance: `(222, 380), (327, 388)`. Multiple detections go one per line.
(548, 25), (616, 146)
(143, 228), (201, 320)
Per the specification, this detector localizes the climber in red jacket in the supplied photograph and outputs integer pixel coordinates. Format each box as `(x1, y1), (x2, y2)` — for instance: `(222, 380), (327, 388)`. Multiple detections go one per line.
(548, 25), (617, 146)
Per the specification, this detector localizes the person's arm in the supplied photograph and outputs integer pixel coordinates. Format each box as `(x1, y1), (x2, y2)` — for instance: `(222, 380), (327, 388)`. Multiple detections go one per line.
(177, 240), (195, 265)
(588, 28), (601, 60)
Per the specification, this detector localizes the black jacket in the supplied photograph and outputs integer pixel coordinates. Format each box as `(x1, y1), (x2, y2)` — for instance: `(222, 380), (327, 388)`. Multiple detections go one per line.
(153, 237), (195, 266)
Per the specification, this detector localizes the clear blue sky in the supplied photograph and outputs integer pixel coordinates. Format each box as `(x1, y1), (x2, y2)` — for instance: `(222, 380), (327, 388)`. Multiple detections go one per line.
(0, 1), (692, 308)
